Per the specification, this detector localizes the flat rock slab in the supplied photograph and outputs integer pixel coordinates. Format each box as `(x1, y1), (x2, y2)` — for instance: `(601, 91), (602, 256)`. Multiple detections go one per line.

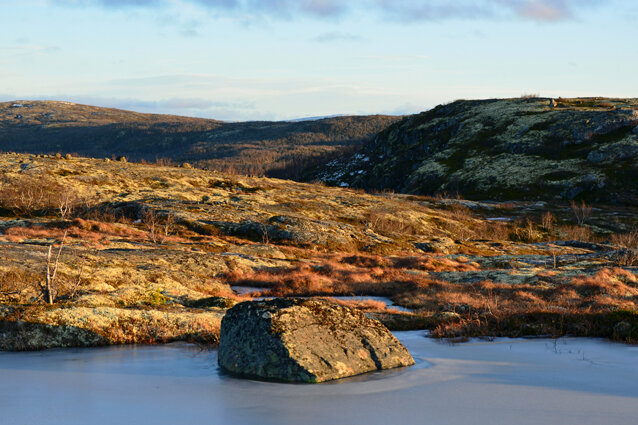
(218, 298), (415, 383)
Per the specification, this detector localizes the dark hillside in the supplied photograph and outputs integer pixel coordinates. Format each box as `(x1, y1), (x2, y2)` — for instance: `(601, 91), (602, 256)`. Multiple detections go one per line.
(0, 100), (400, 177)
(308, 97), (638, 204)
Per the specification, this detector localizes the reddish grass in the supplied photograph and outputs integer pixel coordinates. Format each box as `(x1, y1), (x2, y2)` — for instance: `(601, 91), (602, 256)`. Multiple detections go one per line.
(2, 218), (190, 246)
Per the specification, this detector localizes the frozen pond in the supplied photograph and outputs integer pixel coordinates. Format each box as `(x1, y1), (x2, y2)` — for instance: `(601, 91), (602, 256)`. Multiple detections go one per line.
(231, 285), (264, 295)
(1, 332), (637, 425)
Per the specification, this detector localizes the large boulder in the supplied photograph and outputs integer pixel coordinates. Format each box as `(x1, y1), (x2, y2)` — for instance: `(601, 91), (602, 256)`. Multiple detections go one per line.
(218, 298), (415, 383)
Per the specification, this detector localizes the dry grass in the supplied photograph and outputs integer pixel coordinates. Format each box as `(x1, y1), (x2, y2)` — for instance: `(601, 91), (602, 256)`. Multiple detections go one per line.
(396, 268), (638, 341)
(320, 297), (388, 312)
(0, 174), (91, 218)
(0, 268), (40, 301)
(225, 253), (479, 300)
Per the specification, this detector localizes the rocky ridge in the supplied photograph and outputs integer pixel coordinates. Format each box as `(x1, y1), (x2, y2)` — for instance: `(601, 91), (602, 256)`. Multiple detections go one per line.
(311, 98), (638, 204)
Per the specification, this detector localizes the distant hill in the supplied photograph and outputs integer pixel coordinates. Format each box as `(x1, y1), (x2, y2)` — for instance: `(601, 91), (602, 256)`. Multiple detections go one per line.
(0, 101), (400, 178)
(308, 97), (638, 204)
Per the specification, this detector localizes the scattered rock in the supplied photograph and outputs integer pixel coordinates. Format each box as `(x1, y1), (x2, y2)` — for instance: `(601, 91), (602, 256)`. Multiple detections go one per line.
(117, 156), (127, 162)
(218, 298), (415, 383)
(187, 296), (237, 309)
(415, 237), (458, 254)
(613, 321), (634, 340)
(432, 311), (462, 322)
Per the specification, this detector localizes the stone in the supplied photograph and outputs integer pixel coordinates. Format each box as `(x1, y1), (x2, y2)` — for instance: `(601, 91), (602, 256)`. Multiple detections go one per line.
(432, 311), (462, 322)
(613, 321), (634, 340)
(187, 296), (237, 309)
(415, 237), (457, 254)
(549, 99), (558, 108)
(218, 298), (415, 383)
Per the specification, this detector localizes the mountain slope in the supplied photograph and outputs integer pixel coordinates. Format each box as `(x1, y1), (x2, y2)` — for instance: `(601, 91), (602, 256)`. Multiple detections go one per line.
(311, 97), (638, 204)
(0, 100), (400, 177)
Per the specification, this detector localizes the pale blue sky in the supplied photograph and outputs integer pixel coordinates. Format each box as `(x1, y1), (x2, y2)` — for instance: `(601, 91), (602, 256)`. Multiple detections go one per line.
(1, 0), (636, 120)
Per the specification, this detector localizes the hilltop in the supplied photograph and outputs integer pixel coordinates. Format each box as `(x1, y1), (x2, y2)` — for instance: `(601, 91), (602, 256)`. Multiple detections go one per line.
(310, 97), (638, 204)
(0, 100), (399, 178)
(1, 153), (637, 349)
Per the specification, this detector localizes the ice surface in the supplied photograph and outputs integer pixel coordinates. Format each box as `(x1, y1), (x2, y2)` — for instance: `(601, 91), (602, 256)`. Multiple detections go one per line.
(1, 332), (637, 425)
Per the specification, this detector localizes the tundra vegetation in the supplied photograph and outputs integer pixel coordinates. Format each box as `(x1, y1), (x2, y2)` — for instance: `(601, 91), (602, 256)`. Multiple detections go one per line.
(0, 153), (636, 349)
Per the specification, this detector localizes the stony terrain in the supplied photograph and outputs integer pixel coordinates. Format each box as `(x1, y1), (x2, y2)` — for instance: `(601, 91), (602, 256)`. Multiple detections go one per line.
(0, 153), (637, 350)
(311, 97), (638, 205)
(0, 100), (399, 178)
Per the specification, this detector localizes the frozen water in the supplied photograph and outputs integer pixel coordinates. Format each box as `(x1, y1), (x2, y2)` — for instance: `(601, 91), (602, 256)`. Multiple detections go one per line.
(1, 333), (637, 425)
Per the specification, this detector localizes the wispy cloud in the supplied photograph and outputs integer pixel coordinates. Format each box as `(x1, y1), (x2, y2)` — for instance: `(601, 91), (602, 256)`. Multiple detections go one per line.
(313, 31), (363, 43)
(51, 0), (162, 7)
(49, 0), (604, 22)
(375, 0), (492, 21)
(377, 0), (604, 22)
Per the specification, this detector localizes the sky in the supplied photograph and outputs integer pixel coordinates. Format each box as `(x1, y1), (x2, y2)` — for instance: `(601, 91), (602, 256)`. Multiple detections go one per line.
(0, 0), (636, 121)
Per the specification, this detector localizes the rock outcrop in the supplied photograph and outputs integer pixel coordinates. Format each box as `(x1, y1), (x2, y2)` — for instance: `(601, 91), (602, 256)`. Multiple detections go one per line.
(310, 97), (638, 204)
(218, 298), (415, 383)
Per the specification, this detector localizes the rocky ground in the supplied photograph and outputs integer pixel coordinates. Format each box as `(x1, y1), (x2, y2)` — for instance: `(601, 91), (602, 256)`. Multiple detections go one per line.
(1, 153), (637, 350)
(311, 97), (638, 205)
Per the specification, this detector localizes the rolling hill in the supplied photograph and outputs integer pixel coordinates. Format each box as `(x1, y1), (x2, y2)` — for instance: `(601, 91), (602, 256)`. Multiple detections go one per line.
(0, 100), (400, 178)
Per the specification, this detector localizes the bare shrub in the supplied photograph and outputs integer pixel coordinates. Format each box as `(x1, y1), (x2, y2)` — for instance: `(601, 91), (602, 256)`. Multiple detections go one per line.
(0, 268), (40, 300)
(541, 211), (555, 232)
(612, 229), (638, 266)
(571, 200), (592, 226)
(510, 219), (543, 243)
(558, 225), (594, 242)
(473, 221), (511, 241)
(44, 231), (67, 304)
(0, 174), (85, 218)
(142, 208), (175, 244)
(612, 229), (638, 249)
(615, 250), (638, 267)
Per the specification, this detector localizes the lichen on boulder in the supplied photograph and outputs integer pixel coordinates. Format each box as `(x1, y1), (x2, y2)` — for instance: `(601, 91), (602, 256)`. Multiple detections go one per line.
(218, 298), (415, 383)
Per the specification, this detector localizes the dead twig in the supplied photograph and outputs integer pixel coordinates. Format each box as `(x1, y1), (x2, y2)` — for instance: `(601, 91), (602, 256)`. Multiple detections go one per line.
(45, 230), (67, 304)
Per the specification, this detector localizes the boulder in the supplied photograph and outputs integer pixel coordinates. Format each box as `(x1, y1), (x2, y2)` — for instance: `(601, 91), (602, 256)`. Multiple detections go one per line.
(415, 237), (458, 254)
(218, 298), (414, 383)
